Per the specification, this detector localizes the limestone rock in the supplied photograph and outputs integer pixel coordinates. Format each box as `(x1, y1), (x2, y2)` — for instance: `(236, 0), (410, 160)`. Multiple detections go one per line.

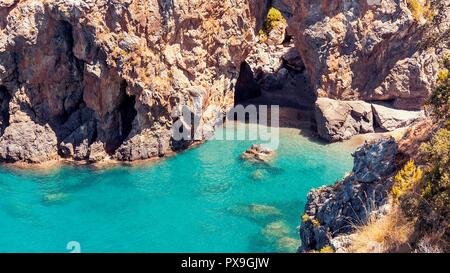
(1, 0), (448, 164)
(372, 104), (425, 131)
(299, 138), (398, 252)
(315, 98), (374, 142)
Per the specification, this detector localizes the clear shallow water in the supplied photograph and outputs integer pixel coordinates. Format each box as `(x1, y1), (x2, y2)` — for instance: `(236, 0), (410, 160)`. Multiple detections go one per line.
(0, 123), (356, 253)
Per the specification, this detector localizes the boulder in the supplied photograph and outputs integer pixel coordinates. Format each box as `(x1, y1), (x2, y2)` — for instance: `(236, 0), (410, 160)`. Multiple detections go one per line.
(315, 98), (374, 142)
(372, 104), (425, 131)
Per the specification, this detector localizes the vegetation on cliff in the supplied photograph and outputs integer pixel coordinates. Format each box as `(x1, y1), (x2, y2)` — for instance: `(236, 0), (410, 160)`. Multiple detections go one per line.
(346, 52), (450, 253)
(257, 7), (286, 44)
(407, 0), (434, 22)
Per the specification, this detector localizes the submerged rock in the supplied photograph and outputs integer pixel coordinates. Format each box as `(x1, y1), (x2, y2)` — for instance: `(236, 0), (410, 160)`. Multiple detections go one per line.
(251, 169), (266, 181)
(201, 182), (232, 194)
(276, 237), (301, 253)
(228, 204), (282, 220)
(298, 138), (398, 252)
(262, 220), (290, 240)
(241, 144), (276, 164)
(42, 193), (67, 203)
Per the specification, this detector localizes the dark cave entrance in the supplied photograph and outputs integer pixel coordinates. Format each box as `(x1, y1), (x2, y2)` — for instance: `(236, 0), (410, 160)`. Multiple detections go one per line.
(104, 81), (138, 154)
(118, 93), (137, 143)
(234, 61), (262, 105)
(0, 86), (11, 134)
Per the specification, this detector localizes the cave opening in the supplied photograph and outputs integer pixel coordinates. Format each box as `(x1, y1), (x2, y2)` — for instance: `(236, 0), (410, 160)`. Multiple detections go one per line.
(0, 85), (11, 134)
(234, 61), (262, 105)
(118, 81), (137, 144)
(104, 81), (138, 154)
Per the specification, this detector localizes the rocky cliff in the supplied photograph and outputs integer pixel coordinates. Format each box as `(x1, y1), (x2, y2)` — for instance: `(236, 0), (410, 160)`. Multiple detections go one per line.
(1, 0), (449, 163)
(287, 0), (449, 110)
(0, 0), (269, 163)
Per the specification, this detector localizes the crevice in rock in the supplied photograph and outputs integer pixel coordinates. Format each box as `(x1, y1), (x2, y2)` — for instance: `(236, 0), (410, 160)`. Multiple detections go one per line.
(0, 85), (11, 135)
(118, 82), (137, 144)
(54, 20), (86, 127)
(157, 0), (175, 26)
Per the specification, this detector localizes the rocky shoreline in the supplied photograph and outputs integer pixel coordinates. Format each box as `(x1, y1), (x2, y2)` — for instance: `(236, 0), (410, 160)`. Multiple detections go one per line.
(298, 137), (399, 252)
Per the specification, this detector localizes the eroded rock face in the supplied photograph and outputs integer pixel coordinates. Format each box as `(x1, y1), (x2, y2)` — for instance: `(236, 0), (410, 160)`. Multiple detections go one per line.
(0, 0), (270, 163)
(299, 138), (398, 252)
(286, 0), (449, 109)
(315, 98), (374, 142)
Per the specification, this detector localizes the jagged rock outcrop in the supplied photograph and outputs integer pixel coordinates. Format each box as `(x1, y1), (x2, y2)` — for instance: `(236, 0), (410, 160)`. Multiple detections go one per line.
(0, 0), (270, 163)
(286, 0), (449, 110)
(299, 138), (398, 252)
(315, 98), (374, 142)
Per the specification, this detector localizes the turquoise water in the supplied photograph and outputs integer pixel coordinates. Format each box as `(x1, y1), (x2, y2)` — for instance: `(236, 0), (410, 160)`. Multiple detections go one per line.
(0, 123), (355, 253)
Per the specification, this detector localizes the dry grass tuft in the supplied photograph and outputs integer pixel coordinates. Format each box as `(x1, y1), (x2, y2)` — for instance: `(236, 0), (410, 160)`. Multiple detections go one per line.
(347, 206), (414, 253)
(407, 0), (434, 23)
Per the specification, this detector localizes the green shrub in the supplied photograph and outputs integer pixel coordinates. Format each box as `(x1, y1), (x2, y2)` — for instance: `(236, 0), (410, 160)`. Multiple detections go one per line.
(258, 7), (286, 43)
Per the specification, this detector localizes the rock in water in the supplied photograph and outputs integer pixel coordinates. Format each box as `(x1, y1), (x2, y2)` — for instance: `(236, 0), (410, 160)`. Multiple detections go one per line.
(42, 193), (67, 203)
(241, 144), (276, 163)
(262, 221), (290, 241)
(251, 169), (266, 181)
(228, 204), (282, 220)
(276, 237), (301, 253)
